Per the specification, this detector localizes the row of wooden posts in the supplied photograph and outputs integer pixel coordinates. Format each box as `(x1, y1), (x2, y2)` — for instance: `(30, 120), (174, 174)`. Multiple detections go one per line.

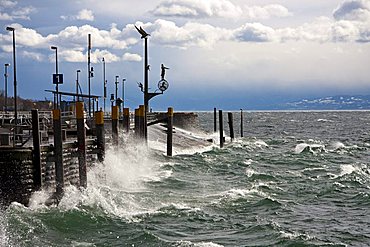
(31, 103), (174, 200)
(214, 108), (244, 148)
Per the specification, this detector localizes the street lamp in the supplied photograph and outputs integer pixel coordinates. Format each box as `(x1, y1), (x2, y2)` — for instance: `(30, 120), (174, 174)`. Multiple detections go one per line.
(122, 78), (126, 109)
(50, 46), (59, 108)
(4, 63), (10, 113)
(102, 57), (106, 112)
(76, 69), (81, 101)
(115, 75), (119, 103)
(6, 26), (17, 146)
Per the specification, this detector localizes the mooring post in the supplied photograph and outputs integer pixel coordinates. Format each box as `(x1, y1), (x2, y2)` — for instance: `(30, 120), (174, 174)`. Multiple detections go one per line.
(240, 109), (243, 138)
(228, 112), (234, 141)
(134, 108), (139, 138)
(139, 105), (145, 140)
(123, 108), (130, 133)
(214, 107), (217, 132)
(112, 105), (119, 146)
(76, 102), (87, 188)
(31, 109), (42, 191)
(95, 110), (105, 162)
(167, 107), (174, 156)
(53, 109), (64, 196)
(219, 110), (224, 148)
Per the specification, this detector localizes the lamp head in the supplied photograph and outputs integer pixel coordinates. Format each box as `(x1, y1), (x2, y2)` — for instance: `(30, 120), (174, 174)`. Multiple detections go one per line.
(50, 46), (57, 50)
(6, 27), (15, 31)
(77, 69), (81, 73)
(5, 63), (10, 67)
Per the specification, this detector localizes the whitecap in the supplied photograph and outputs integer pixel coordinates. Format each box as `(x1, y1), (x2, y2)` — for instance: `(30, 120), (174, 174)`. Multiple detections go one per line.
(177, 240), (224, 247)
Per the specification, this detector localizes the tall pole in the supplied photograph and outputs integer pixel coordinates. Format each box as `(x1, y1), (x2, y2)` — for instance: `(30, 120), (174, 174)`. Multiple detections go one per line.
(115, 75), (119, 102)
(88, 34), (91, 118)
(102, 57), (106, 112)
(240, 109), (244, 138)
(144, 37), (148, 111)
(122, 78), (126, 110)
(6, 27), (17, 147)
(4, 63), (10, 113)
(76, 69), (81, 101)
(50, 46), (58, 108)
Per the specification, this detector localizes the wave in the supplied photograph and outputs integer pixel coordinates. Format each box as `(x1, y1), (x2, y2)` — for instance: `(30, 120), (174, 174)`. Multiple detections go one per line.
(176, 240), (224, 247)
(294, 143), (326, 154)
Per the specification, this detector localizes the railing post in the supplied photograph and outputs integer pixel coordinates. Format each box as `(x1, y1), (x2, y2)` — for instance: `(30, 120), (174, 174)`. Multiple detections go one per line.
(95, 110), (105, 162)
(228, 112), (234, 141)
(167, 107), (173, 156)
(112, 105), (119, 146)
(31, 109), (42, 191)
(219, 110), (224, 148)
(53, 109), (64, 196)
(123, 108), (130, 133)
(76, 102), (87, 188)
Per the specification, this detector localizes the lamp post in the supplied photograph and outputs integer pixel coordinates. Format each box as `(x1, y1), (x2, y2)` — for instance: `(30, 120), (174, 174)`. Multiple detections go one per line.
(4, 63), (10, 113)
(87, 34), (92, 118)
(50, 46), (58, 108)
(115, 75), (119, 103)
(76, 69), (81, 101)
(102, 57), (106, 113)
(122, 78), (126, 110)
(6, 26), (17, 146)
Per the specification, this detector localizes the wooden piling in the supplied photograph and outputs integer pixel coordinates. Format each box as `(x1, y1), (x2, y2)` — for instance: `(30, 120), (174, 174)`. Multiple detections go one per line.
(95, 110), (105, 162)
(240, 109), (243, 138)
(134, 108), (139, 138)
(214, 107), (217, 132)
(112, 105), (119, 146)
(167, 107), (174, 156)
(219, 110), (224, 148)
(228, 112), (234, 141)
(76, 102), (87, 188)
(138, 105), (145, 140)
(123, 108), (130, 133)
(31, 109), (42, 191)
(53, 109), (64, 196)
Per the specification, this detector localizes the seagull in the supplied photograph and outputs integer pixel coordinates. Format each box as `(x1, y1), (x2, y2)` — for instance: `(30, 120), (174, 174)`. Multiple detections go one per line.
(135, 25), (150, 39)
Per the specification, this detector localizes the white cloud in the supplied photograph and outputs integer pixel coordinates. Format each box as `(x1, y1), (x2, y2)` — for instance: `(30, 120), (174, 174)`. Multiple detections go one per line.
(333, 0), (370, 21)
(233, 23), (277, 42)
(58, 49), (119, 63)
(0, 0), (17, 8)
(0, 1), (35, 20)
(22, 50), (44, 61)
(61, 9), (95, 22)
(150, 19), (231, 48)
(122, 52), (142, 62)
(76, 9), (94, 21)
(151, 0), (242, 18)
(243, 4), (292, 20)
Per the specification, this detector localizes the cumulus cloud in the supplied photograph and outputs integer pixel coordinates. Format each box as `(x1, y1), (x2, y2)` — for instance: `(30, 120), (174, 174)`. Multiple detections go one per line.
(233, 23), (277, 42)
(22, 51), (44, 61)
(61, 9), (95, 22)
(122, 52), (142, 62)
(333, 0), (370, 21)
(151, 0), (242, 18)
(76, 9), (94, 21)
(243, 4), (292, 20)
(0, 1), (36, 20)
(150, 19), (231, 48)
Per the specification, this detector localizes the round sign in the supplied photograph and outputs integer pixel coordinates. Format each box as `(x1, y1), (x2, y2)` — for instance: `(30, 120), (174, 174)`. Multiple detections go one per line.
(158, 79), (169, 92)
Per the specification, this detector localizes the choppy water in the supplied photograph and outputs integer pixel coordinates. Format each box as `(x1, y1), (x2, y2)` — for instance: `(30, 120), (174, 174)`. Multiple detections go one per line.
(1, 111), (370, 247)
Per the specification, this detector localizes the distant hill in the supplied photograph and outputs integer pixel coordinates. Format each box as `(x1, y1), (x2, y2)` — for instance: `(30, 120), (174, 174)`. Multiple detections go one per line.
(281, 95), (370, 110)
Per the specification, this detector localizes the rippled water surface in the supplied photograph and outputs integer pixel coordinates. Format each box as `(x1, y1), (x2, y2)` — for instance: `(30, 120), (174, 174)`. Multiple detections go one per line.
(1, 111), (370, 246)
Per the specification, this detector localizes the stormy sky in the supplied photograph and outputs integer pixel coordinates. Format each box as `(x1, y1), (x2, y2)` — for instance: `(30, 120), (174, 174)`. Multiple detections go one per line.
(0, 0), (369, 110)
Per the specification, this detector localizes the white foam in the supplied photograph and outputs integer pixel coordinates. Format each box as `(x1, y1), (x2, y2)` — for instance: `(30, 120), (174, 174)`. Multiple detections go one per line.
(177, 240), (224, 247)
(245, 168), (255, 177)
(339, 164), (357, 176)
(294, 143), (325, 154)
(243, 159), (254, 166)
